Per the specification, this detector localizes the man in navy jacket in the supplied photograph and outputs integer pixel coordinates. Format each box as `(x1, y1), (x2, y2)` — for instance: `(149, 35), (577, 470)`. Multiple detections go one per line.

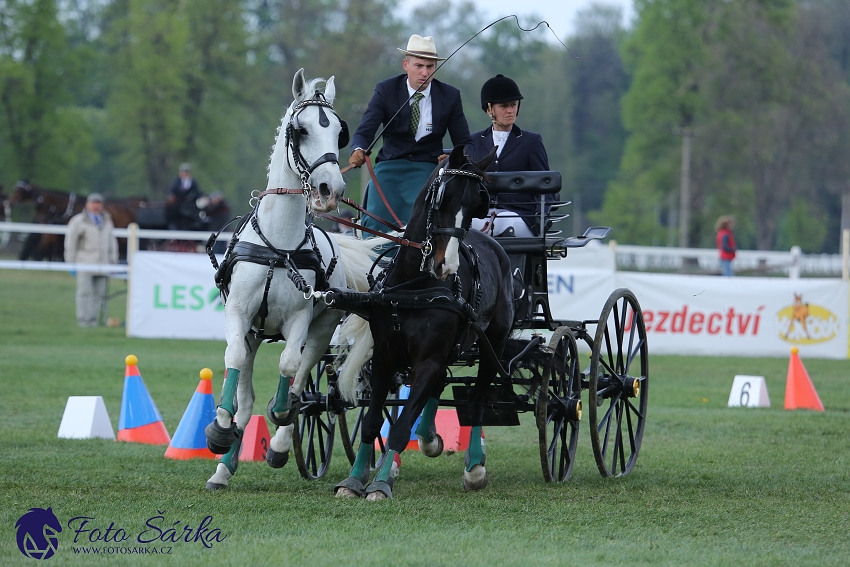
(466, 74), (554, 237)
(349, 35), (470, 233)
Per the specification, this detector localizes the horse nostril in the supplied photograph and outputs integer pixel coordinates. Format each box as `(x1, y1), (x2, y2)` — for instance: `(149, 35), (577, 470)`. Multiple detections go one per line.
(319, 183), (331, 198)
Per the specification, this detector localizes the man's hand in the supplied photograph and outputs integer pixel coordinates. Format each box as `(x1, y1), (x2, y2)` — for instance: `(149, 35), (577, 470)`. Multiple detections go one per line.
(349, 149), (367, 168)
(438, 154), (449, 163)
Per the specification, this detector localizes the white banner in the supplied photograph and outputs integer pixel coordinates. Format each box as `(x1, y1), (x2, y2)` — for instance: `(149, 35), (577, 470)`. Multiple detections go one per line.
(127, 250), (849, 359)
(616, 272), (849, 359)
(128, 251), (225, 340)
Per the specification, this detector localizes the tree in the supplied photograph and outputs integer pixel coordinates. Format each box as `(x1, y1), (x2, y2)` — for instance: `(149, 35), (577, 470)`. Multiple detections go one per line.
(594, 0), (710, 245)
(0, 0), (96, 188)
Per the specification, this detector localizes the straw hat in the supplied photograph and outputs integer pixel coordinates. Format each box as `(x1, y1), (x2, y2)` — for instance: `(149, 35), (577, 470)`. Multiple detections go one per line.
(398, 34), (445, 60)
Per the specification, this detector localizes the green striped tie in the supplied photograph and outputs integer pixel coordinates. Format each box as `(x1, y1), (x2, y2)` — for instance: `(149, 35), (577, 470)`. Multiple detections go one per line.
(409, 92), (424, 136)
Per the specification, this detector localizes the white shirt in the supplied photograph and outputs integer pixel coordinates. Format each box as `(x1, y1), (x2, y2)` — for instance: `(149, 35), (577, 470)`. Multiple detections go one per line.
(492, 129), (510, 158)
(407, 82), (433, 142)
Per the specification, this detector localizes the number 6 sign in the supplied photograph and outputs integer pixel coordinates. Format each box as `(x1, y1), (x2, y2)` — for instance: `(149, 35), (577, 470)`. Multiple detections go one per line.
(727, 375), (770, 408)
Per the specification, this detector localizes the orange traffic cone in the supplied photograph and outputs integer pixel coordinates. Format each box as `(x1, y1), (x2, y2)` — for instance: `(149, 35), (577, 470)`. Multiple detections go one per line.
(784, 347), (825, 411)
(238, 415), (271, 461)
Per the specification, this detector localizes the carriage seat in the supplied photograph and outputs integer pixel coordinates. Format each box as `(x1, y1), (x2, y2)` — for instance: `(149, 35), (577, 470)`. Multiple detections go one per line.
(483, 171), (561, 196)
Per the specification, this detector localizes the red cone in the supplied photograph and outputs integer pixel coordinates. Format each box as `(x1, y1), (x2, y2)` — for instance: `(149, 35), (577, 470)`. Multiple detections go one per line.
(784, 347), (825, 411)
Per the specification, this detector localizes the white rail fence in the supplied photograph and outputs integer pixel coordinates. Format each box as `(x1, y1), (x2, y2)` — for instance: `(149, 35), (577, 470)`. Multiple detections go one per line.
(0, 221), (848, 280)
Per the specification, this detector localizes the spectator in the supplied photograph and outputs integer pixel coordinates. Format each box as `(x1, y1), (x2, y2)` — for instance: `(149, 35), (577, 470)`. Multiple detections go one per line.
(348, 34), (471, 235)
(328, 209), (356, 236)
(166, 163), (202, 230)
(715, 215), (737, 277)
(64, 193), (118, 327)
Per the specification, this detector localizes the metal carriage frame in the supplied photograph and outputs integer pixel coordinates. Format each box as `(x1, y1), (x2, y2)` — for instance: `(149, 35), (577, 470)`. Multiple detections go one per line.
(287, 171), (649, 483)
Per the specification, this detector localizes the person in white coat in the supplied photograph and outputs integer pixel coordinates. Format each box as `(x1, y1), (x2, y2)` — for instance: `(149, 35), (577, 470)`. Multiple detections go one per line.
(64, 193), (119, 327)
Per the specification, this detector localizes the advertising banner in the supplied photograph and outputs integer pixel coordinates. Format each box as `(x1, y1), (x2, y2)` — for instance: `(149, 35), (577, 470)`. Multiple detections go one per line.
(616, 272), (848, 359)
(127, 250), (848, 359)
(128, 252), (225, 340)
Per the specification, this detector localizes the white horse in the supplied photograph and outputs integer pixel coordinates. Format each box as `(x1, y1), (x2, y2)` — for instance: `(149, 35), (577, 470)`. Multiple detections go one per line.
(205, 69), (375, 489)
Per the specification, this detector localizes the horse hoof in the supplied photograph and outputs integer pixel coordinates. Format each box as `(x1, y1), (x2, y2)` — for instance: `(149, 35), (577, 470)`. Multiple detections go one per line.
(418, 433), (444, 458)
(265, 446), (289, 469)
(365, 480), (393, 500)
(335, 488), (361, 499)
(462, 465), (489, 492)
(334, 476), (365, 498)
(205, 481), (228, 491)
(267, 395), (300, 426)
(204, 420), (239, 454)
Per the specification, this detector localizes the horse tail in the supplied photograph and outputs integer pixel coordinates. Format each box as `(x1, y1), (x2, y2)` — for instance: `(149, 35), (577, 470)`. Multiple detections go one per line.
(335, 234), (378, 292)
(336, 314), (373, 404)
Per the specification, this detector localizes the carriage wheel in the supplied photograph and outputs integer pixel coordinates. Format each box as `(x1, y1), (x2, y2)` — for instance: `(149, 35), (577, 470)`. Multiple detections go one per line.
(587, 288), (649, 477)
(292, 358), (336, 480)
(535, 327), (582, 482)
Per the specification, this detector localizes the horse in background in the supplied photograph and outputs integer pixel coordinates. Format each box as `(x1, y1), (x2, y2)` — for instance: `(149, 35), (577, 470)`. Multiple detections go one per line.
(332, 145), (514, 500)
(9, 180), (141, 260)
(202, 69), (376, 490)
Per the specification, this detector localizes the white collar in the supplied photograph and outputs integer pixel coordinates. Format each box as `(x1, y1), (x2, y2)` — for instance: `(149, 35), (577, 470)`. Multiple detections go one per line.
(407, 82), (432, 100)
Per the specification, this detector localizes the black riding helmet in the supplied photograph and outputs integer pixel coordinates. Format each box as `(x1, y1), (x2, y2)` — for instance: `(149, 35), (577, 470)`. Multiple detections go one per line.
(480, 74), (523, 111)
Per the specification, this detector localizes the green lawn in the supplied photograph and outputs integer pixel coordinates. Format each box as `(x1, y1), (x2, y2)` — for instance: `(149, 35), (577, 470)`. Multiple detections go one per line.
(1, 269), (848, 566)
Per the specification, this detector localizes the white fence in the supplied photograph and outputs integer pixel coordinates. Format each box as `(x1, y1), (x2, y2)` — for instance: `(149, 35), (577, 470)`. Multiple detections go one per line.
(0, 221), (846, 278)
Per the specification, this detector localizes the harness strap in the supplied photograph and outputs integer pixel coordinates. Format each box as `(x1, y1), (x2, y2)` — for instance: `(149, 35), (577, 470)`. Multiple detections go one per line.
(365, 154), (405, 228)
(257, 188), (304, 198)
(315, 211), (423, 249)
(341, 196), (403, 232)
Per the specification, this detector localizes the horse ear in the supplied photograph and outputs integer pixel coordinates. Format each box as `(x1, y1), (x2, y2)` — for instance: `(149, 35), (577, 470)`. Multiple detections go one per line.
(292, 68), (306, 102)
(325, 76), (336, 105)
(449, 144), (465, 168)
(475, 146), (497, 171)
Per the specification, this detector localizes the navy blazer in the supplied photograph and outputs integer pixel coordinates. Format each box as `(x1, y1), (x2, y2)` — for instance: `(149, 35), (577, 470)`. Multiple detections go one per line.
(466, 124), (555, 234)
(350, 75), (471, 164)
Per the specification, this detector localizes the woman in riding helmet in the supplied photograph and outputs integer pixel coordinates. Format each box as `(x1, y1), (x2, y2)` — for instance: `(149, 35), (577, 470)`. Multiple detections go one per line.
(466, 74), (555, 237)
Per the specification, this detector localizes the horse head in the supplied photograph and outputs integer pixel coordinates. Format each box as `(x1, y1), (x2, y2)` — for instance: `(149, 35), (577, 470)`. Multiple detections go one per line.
(268, 68), (348, 212)
(9, 180), (35, 207)
(426, 145), (495, 280)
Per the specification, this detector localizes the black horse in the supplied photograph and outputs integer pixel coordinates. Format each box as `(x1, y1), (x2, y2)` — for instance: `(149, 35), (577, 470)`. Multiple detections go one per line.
(331, 145), (514, 500)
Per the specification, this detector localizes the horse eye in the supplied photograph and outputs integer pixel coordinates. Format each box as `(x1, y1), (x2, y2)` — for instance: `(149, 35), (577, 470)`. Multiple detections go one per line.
(299, 127), (308, 136)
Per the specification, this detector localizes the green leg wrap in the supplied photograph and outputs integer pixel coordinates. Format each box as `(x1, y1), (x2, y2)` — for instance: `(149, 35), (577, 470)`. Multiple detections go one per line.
(220, 429), (244, 474)
(272, 375), (294, 413)
(375, 450), (397, 483)
(414, 397), (440, 439)
(349, 442), (373, 480)
(219, 368), (241, 416)
(465, 426), (483, 472)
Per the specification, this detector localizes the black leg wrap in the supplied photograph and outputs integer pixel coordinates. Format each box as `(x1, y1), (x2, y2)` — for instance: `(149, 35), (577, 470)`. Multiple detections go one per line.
(204, 420), (240, 454)
(265, 446), (289, 469)
(334, 476), (366, 497)
(267, 393), (301, 426)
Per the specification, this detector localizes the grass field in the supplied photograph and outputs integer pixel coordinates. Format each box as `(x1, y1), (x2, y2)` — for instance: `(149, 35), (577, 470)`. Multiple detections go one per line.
(1, 269), (849, 566)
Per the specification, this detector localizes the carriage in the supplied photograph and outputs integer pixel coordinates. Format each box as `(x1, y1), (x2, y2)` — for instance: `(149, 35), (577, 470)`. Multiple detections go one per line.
(202, 69), (648, 497)
(281, 169), (649, 486)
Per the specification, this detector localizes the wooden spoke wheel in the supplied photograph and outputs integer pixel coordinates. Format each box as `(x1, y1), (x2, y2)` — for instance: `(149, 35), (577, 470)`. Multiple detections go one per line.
(536, 327), (582, 482)
(587, 288), (649, 477)
(292, 357), (336, 480)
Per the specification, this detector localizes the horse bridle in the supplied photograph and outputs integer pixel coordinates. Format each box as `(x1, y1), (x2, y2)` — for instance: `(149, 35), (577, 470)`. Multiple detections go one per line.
(284, 91), (350, 195)
(420, 164), (486, 271)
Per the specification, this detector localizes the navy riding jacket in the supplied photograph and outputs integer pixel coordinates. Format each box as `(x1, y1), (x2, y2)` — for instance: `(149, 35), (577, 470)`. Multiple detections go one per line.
(350, 75), (471, 164)
(466, 124), (555, 234)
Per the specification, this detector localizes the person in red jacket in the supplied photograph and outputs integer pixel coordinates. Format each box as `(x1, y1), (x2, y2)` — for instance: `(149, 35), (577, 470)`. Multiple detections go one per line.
(715, 215), (737, 277)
